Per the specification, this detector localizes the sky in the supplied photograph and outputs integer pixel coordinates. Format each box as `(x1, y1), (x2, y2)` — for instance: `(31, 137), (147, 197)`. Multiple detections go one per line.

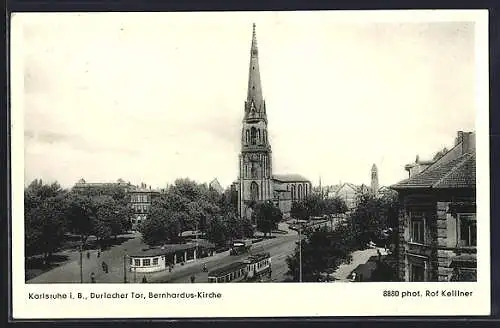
(18, 11), (478, 189)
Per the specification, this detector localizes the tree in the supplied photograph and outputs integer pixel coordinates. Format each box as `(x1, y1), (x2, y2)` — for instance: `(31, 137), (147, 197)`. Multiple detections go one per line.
(323, 197), (348, 216)
(433, 147), (449, 161)
(350, 189), (399, 247)
(290, 201), (309, 221)
(350, 192), (383, 246)
(24, 180), (67, 264)
(286, 226), (353, 282)
(139, 206), (182, 246)
(252, 201), (282, 237)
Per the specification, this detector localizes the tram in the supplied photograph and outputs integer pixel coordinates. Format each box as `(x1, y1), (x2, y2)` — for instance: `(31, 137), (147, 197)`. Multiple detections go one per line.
(207, 252), (272, 283)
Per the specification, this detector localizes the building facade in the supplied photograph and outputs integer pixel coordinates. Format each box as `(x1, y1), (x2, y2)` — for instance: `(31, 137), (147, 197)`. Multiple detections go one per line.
(237, 24), (311, 220)
(129, 183), (161, 230)
(73, 179), (160, 231)
(392, 131), (476, 282)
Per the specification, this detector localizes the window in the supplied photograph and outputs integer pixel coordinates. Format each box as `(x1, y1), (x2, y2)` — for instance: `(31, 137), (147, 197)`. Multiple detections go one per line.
(143, 259), (151, 266)
(410, 264), (425, 282)
(251, 127), (257, 145)
(250, 181), (259, 201)
(134, 259), (141, 266)
(152, 258), (159, 266)
(410, 211), (425, 244)
(457, 214), (477, 247)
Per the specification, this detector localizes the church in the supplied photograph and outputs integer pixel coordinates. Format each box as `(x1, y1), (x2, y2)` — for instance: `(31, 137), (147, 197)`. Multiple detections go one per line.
(236, 24), (312, 220)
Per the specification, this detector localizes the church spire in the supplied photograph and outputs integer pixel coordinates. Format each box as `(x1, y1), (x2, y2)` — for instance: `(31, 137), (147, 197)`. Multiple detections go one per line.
(246, 23), (264, 118)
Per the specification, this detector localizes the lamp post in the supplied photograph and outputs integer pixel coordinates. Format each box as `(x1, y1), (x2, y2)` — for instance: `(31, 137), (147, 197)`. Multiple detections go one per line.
(123, 249), (128, 283)
(79, 245), (83, 283)
(299, 224), (302, 283)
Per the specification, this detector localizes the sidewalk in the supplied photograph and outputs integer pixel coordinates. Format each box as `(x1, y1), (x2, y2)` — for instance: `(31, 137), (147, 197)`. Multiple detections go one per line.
(28, 232), (143, 284)
(333, 248), (379, 281)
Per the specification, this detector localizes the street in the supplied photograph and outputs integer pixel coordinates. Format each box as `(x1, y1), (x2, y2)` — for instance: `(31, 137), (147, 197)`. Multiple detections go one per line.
(151, 229), (299, 283)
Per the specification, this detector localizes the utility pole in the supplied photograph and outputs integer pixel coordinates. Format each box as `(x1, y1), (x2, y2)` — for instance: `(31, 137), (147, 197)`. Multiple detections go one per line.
(299, 225), (302, 283)
(123, 249), (127, 283)
(79, 245), (83, 283)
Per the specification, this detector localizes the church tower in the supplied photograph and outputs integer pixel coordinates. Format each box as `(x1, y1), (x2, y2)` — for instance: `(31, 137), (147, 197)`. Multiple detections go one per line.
(238, 23), (273, 220)
(371, 164), (379, 195)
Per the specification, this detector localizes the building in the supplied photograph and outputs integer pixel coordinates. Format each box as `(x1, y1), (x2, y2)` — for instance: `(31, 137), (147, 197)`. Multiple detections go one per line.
(73, 178), (133, 193)
(73, 179), (161, 230)
(209, 178), (224, 194)
(391, 131), (476, 282)
(371, 164), (379, 195)
(237, 24), (311, 220)
(128, 240), (215, 274)
(129, 183), (161, 230)
(272, 174), (312, 218)
(334, 183), (360, 211)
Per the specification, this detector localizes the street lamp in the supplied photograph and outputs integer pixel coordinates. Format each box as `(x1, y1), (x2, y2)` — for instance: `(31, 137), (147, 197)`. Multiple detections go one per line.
(123, 249), (128, 283)
(299, 224), (302, 283)
(79, 244), (83, 283)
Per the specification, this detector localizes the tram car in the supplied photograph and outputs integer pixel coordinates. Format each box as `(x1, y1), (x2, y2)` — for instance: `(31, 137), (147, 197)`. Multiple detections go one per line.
(207, 252), (272, 283)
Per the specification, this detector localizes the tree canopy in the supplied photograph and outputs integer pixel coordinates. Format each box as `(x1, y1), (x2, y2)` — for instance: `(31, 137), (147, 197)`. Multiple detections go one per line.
(139, 178), (253, 246)
(286, 225), (354, 282)
(290, 194), (348, 221)
(252, 201), (282, 237)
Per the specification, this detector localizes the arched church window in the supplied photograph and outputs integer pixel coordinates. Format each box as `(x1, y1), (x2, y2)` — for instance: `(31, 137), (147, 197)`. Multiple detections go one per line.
(298, 184), (303, 200)
(263, 130), (267, 144)
(291, 185), (296, 200)
(251, 127), (257, 145)
(250, 182), (259, 201)
(246, 130), (250, 144)
(257, 129), (261, 144)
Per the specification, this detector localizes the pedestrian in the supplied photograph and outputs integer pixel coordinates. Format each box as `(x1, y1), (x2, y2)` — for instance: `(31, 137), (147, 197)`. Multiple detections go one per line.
(377, 249), (381, 261)
(90, 272), (96, 283)
(86, 251), (90, 259)
(190, 275), (195, 283)
(142, 275), (148, 283)
(97, 250), (101, 258)
(102, 261), (108, 273)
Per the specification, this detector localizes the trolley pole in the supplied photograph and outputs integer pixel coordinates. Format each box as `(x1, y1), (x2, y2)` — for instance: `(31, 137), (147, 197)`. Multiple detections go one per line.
(299, 225), (302, 283)
(79, 245), (83, 283)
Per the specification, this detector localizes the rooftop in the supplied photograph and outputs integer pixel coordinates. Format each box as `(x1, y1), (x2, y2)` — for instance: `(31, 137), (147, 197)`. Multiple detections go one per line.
(208, 261), (248, 277)
(128, 240), (215, 257)
(272, 174), (310, 183)
(392, 152), (475, 190)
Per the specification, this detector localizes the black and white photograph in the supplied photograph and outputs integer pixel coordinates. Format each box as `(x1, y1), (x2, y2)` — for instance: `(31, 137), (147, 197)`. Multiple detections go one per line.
(11, 10), (490, 318)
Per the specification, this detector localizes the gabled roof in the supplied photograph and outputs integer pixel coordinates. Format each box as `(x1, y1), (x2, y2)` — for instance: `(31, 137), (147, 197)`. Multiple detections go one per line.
(392, 152), (475, 190)
(272, 174), (310, 183)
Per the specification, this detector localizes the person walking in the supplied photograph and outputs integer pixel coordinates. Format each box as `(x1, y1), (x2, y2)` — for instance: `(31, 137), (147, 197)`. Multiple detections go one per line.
(90, 272), (96, 283)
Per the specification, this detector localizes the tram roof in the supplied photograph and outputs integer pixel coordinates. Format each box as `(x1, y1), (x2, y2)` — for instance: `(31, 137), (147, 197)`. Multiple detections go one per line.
(208, 261), (247, 277)
(246, 252), (271, 263)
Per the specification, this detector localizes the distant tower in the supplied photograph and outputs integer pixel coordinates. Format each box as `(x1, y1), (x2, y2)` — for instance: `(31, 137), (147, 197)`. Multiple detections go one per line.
(238, 23), (273, 220)
(371, 164), (379, 194)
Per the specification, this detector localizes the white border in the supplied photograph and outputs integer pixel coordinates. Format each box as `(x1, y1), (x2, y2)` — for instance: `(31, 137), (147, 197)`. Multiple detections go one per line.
(11, 10), (490, 319)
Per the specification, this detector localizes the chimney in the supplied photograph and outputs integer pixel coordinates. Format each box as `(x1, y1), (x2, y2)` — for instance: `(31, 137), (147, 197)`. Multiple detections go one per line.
(460, 131), (475, 155)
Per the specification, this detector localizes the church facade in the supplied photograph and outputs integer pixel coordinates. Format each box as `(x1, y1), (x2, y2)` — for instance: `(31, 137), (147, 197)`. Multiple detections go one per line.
(237, 24), (311, 220)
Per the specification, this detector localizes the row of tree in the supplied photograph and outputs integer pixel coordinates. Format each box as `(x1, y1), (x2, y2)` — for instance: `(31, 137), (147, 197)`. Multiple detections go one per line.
(25, 179), (133, 264)
(286, 189), (400, 282)
(290, 193), (349, 221)
(138, 179), (285, 247)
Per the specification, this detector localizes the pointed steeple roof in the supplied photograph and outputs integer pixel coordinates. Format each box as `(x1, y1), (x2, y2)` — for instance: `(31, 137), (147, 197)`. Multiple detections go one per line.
(246, 23), (264, 117)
